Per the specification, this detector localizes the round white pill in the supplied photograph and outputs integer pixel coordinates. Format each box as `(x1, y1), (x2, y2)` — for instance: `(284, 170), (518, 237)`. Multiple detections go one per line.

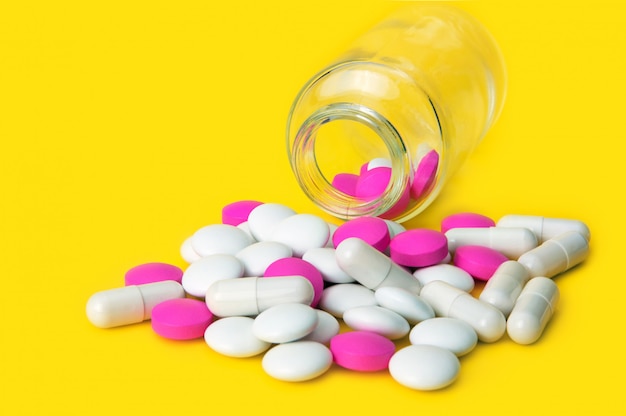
(318, 283), (377, 318)
(412, 264), (475, 292)
(236, 221), (257, 242)
(247, 203), (297, 242)
(389, 345), (460, 391)
(409, 317), (477, 356)
(253, 303), (318, 344)
(191, 224), (253, 257)
(343, 305), (410, 340)
(204, 316), (271, 357)
(300, 309), (340, 344)
(302, 247), (355, 284)
(181, 254), (244, 298)
(374, 286), (435, 324)
(180, 236), (202, 263)
(271, 214), (330, 257)
(262, 341), (333, 382)
(235, 241), (293, 277)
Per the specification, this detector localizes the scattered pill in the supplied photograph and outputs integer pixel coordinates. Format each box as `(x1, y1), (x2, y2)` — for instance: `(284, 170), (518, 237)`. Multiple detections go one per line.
(355, 166), (391, 200)
(497, 214), (590, 242)
(388, 345), (460, 391)
(124, 262), (183, 286)
(478, 260), (530, 316)
(517, 231), (589, 278)
(374, 286), (435, 324)
(204, 316), (271, 357)
(300, 310), (340, 344)
(332, 216), (391, 252)
(180, 236), (203, 263)
(412, 264), (475, 292)
(264, 257), (325, 307)
(151, 298), (213, 340)
(302, 247), (355, 284)
(389, 228), (449, 267)
(191, 224), (253, 257)
(330, 331), (396, 372)
(410, 149), (439, 199)
(441, 212), (495, 233)
(343, 305), (410, 340)
(507, 277), (559, 344)
(247, 203), (297, 242)
(420, 280), (506, 343)
(453, 245), (508, 281)
(445, 227), (538, 259)
(332, 173), (359, 196)
(262, 341), (333, 382)
(318, 283), (377, 318)
(181, 254), (244, 298)
(205, 275), (314, 317)
(221, 200), (264, 226)
(271, 213), (330, 257)
(367, 157), (393, 171)
(236, 221), (257, 242)
(235, 241), (293, 277)
(409, 317), (477, 356)
(336, 237), (421, 294)
(86, 281), (185, 328)
(384, 219), (407, 239)
(253, 303), (319, 344)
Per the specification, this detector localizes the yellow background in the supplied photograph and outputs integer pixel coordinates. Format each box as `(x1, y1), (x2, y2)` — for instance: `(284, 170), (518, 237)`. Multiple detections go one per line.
(1, 1), (624, 414)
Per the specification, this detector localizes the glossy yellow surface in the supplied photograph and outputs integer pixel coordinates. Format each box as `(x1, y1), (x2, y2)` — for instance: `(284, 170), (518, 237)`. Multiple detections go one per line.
(1, 1), (624, 414)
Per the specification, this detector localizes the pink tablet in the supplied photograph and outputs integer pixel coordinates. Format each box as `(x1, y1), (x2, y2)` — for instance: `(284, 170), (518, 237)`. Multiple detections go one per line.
(453, 245), (508, 281)
(332, 173), (359, 197)
(221, 200), (264, 226)
(264, 257), (324, 308)
(332, 216), (391, 252)
(410, 149), (439, 199)
(355, 167), (391, 199)
(441, 212), (495, 234)
(151, 298), (213, 340)
(330, 331), (396, 372)
(124, 262), (183, 286)
(389, 228), (449, 268)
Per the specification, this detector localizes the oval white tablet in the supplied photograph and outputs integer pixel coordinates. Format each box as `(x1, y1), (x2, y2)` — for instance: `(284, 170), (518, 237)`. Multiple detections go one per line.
(191, 224), (253, 257)
(374, 286), (435, 324)
(409, 317), (478, 356)
(389, 345), (460, 391)
(235, 241), (293, 277)
(247, 203), (297, 242)
(271, 214), (330, 257)
(262, 341), (333, 382)
(325, 223), (339, 248)
(302, 247), (355, 284)
(181, 254), (244, 298)
(343, 305), (410, 340)
(204, 316), (271, 357)
(236, 221), (257, 242)
(253, 303), (318, 343)
(300, 310), (340, 344)
(180, 236), (202, 263)
(318, 283), (377, 317)
(412, 264), (475, 292)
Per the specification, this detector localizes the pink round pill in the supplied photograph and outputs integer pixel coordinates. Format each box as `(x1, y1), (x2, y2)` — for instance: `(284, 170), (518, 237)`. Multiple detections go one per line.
(332, 173), (359, 197)
(330, 331), (396, 372)
(151, 298), (213, 340)
(332, 216), (390, 252)
(411, 149), (439, 199)
(453, 245), (508, 281)
(389, 228), (449, 268)
(264, 257), (324, 308)
(355, 167), (391, 199)
(441, 212), (495, 234)
(221, 200), (264, 226)
(124, 262), (183, 286)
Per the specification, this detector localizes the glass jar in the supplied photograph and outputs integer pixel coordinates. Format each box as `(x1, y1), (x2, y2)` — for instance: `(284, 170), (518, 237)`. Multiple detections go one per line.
(286, 3), (507, 222)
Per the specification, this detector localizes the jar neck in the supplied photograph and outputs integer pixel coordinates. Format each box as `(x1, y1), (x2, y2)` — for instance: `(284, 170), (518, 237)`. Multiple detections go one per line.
(289, 102), (412, 220)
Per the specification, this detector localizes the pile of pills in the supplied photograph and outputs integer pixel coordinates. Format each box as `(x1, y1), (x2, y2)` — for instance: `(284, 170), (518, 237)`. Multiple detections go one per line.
(86, 200), (590, 391)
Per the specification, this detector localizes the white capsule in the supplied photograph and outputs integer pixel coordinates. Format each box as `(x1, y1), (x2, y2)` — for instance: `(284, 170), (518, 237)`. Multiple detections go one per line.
(420, 280), (506, 343)
(205, 276), (314, 317)
(507, 277), (559, 344)
(86, 281), (185, 328)
(479, 261), (531, 316)
(412, 264), (474, 292)
(445, 227), (538, 259)
(517, 231), (589, 278)
(335, 237), (421, 294)
(497, 214), (590, 242)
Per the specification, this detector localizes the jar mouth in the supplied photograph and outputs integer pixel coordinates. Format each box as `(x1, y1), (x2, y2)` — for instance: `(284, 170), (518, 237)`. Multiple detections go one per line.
(289, 102), (411, 220)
